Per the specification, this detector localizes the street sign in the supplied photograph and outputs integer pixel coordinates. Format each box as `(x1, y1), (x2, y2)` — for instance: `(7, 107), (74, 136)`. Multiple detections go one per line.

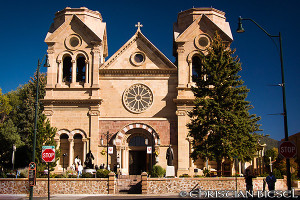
(42, 146), (55, 162)
(108, 147), (113, 154)
(147, 146), (152, 154)
(279, 141), (297, 158)
(28, 162), (36, 186)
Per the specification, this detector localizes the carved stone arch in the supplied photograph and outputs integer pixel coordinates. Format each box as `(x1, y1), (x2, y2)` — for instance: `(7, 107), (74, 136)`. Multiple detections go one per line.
(75, 50), (89, 60)
(57, 51), (74, 61)
(56, 129), (71, 140)
(187, 50), (202, 64)
(70, 129), (87, 139)
(115, 123), (160, 146)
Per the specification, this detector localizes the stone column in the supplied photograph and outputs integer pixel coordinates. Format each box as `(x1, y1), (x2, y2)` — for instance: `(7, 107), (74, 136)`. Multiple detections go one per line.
(56, 60), (62, 87)
(176, 109), (190, 176)
(188, 61), (192, 84)
(91, 44), (100, 89)
(71, 59), (76, 87)
(54, 138), (60, 168)
(188, 139), (195, 169)
(108, 172), (115, 194)
(84, 60), (89, 88)
(68, 138), (74, 168)
(88, 107), (100, 165)
(141, 172), (148, 194)
(177, 44), (186, 87)
(82, 138), (88, 164)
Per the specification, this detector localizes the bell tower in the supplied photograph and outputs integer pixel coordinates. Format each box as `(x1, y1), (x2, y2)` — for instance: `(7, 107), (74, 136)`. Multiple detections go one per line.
(173, 8), (233, 175)
(42, 7), (108, 170)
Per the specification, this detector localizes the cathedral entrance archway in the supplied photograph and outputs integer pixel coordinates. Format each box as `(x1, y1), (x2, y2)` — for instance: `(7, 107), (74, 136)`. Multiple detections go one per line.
(114, 123), (160, 175)
(128, 135), (148, 175)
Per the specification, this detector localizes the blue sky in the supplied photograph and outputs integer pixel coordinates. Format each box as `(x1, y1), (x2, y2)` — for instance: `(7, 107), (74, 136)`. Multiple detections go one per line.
(0, 0), (299, 141)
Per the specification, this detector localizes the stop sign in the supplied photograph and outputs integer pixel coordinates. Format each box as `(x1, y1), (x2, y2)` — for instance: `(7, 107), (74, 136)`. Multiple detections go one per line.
(279, 141), (297, 158)
(42, 146), (55, 162)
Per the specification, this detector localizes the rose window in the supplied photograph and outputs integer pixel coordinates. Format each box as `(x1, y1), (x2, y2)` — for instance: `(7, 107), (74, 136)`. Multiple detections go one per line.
(123, 84), (153, 113)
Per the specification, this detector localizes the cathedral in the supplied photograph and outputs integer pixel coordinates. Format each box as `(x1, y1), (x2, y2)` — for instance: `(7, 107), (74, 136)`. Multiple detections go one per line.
(42, 7), (245, 176)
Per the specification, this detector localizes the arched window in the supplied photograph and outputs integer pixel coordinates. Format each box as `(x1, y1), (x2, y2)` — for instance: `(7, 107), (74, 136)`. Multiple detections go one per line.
(76, 56), (86, 83)
(192, 55), (201, 78)
(63, 56), (72, 83)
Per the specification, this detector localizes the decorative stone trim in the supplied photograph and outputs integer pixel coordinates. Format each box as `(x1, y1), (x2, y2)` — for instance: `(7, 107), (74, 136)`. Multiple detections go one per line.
(88, 110), (100, 116)
(99, 69), (177, 76)
(41, 99), (102, 105)
(43, 110), (53, 116)
(115, 123), (159, 146)
(176, 110), (186, 116)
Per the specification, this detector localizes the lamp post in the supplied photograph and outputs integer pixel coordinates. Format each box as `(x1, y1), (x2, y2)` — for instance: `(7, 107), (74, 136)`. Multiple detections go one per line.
(100, 131), (114, 170)
(237, 17), (291, 190)
(29, 54), (50, 200)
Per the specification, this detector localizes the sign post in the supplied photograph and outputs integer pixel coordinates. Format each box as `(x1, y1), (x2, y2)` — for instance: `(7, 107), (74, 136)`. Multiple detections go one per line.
(42, 146), (55, 200)
(28, 162), (36, 186)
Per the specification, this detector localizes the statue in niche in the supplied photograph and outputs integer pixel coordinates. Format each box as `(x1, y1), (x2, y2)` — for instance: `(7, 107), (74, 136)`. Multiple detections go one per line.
(84, 150), (95, 169)
(166, 144), (174, 166)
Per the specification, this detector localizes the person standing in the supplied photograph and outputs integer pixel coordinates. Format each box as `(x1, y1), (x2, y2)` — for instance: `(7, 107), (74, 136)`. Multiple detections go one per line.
(245, 169), (256, 193)
(77, 163), (83, 178)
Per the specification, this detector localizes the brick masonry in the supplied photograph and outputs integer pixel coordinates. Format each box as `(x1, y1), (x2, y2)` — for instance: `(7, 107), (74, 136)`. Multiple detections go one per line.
(99, 120), (177, 145)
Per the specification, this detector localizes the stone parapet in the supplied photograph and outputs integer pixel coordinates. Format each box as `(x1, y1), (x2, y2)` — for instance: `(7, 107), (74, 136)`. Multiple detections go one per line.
(0, 178), (108, 196)
(147, 177), (287, 194)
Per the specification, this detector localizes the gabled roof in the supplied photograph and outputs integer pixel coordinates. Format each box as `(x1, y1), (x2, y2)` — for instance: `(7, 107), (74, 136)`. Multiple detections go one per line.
(174, 14), (233, 42)
(45, 14), (104, 43)
(101, 29), (177, 69)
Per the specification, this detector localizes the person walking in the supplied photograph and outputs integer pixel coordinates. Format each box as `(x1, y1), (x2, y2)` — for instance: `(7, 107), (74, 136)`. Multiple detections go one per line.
(266, 172), (276, 191)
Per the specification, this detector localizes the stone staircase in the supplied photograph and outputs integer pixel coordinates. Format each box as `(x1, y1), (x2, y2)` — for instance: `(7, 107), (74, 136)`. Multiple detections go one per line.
(116, 175), (142, 194)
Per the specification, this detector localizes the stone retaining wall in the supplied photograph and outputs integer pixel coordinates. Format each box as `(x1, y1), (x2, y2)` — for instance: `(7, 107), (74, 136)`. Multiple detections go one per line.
(0, 178), (108, 196)
(0, 176), (287, 196)
(145, 177), (287, 194)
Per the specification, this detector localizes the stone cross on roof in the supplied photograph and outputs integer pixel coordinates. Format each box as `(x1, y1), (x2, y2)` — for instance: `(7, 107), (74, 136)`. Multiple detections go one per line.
(135, 22), (143, 31)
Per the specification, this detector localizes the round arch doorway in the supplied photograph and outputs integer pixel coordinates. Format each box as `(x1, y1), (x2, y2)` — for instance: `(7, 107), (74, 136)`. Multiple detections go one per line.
(128, 133), (149, 175)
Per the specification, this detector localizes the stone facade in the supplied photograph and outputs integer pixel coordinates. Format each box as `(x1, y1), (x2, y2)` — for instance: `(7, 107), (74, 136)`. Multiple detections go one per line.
(41, 6), (263, 176)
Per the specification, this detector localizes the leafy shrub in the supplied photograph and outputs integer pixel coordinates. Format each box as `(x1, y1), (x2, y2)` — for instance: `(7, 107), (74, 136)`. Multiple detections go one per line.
(149, 165), (165, 178)
(81, 172), (95, 178)
(96, 169), (110, 178)
(179, 173), (191, 178)
(273, 168), (283, 179)
(203, 168), (210, 177)
(18, 168), (28, 178)
(258, 172), (268, 177)
(52, 173), (67, 178)
(193, 175), (203, 178)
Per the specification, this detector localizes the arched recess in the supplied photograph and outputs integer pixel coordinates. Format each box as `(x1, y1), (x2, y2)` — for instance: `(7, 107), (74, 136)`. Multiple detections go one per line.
(75, 52), (89, 84)
(62, 55), (72, 83)
(70, 129), (88, 167)
(59, 131), (70, 167)
(187, 50), (203, 84)
(115, 123), (160, 146)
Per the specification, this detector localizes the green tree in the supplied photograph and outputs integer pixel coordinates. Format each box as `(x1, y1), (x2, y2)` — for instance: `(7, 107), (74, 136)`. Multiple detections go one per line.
(187, 33), (261, 176)
(1, 73), (59, 170)
(263, 147), (278, 172)
(0, 88), (12, 123)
